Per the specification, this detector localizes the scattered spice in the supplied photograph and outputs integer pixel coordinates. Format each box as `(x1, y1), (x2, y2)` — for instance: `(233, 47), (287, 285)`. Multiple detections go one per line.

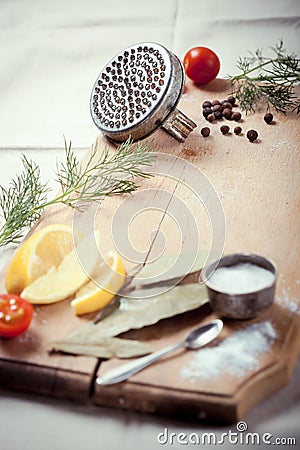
(234, 126), (242, 135)
(214, 110), (223, 120)
(277, 287), (300, 315)
(223, 108), (232, 119)
(201, 127), (210, 137)
(227, 96), (236, 105)
(220, 125), (230, 135)
(247, 129), (259, 142)
(264, 112), (274, 124)
(202, 101), (212, 108)
(222, 101), (233, 110)
(212, 104), (222, 112)
(180, 321), (277, 380)
(231, 111), (242, 122)
(200, 95), (265, 143)
(203, 107), (213, 118)
(202, 96), (241, 123)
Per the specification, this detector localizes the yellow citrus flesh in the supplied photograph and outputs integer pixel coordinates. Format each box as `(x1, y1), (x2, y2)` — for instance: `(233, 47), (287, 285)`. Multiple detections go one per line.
(71, 251), (126, 315)
(5, 224), (74, 294)
(21, 231), (102, 304)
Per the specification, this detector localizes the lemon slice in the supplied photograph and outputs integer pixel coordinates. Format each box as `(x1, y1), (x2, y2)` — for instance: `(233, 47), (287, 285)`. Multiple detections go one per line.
(21, 231), (102, 304)
(5, 224), (74, 294)
(71, 251), (126, 315)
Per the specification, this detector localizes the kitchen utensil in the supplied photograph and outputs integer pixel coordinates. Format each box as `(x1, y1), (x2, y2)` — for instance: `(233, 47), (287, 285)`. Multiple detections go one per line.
(96, 319), (223, 385)
(90, 42), (197, 142)
(201, 253), (277, 319)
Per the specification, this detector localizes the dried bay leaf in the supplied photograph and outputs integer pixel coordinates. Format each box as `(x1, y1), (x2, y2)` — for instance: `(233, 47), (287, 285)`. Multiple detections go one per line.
(59, 283), (208, 344)
(48, 337), (153, 359)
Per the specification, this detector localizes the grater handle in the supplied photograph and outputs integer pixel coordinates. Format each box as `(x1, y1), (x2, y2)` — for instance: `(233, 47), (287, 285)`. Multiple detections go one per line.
(161, 108), (197, 142)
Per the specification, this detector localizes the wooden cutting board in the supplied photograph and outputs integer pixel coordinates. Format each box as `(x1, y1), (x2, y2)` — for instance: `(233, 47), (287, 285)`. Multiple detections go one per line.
(0, 79), (299, 424)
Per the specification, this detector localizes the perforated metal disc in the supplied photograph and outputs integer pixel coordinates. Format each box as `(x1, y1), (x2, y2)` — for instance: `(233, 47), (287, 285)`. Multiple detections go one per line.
(90, 42), (190, 142)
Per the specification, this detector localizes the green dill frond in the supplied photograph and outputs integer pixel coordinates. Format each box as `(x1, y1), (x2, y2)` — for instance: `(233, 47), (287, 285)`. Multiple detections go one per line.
(0, 139), (155, 247)
(228, 40), (300, 114)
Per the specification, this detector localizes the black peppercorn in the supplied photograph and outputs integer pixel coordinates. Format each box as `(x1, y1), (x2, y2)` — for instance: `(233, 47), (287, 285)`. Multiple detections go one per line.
(214, 110), (223, 120)
(227, 95), (236, 106)
(231, 111), (242, 122)
(234, 126), (242, 135)
(202, 101), (212, 108)
(246, 129), (258, 142)
(207, 113), (215, 122)
(220, 125), (230, 135)
(201, 127), (210, 137)
(211, 100), (221, 106)
(264, 113), (273, 124)
(223, 108), (232, 119)
(203, 107), (213, 118)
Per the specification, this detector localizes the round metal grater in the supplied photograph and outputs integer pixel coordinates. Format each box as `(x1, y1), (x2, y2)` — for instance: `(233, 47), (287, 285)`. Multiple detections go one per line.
(90, 42), (197, 143)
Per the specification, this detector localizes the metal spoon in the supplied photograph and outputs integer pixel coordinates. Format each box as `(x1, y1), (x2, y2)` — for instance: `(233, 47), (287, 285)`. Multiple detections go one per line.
(96, 319), (223, 385)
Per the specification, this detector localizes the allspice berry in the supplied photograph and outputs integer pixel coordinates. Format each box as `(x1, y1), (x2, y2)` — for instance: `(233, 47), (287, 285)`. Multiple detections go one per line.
(223, 108), (232, 119)
(231, 111), (242, 122)
(202, 101), (212, 108)
(227, 95), (236, 106)
(214, 110), (223, 120)
(220, 125), (230, 135)
(222, 101), (232, 110)
(203, 107), (213, 118)
(207, 113), (215, 122)
(234, 126), (242, 135)
(264, 113), (273, 124)
(246, 129), (258, 142)
(212, 104), (222, 112)
(201, 127), (210, 137)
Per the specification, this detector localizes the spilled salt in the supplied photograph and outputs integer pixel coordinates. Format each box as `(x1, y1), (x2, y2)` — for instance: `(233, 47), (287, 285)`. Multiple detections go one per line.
(277, 288), (300, 315)
(208, 263), (275, 295)
(180, 321), (277, 380)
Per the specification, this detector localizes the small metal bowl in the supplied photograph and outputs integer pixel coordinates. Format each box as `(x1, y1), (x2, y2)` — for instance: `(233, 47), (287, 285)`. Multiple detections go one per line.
(201, 253), (277, 319)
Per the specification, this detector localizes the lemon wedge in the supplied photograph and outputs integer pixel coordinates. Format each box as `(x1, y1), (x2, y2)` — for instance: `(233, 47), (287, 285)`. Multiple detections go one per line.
(71, 251), (126, 315)
(21, 231), (102, 304)
(5, 224), (73, 294)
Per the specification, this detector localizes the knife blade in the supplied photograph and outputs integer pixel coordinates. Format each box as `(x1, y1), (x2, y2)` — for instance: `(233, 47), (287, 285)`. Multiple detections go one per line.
(93, 253), (205, 324)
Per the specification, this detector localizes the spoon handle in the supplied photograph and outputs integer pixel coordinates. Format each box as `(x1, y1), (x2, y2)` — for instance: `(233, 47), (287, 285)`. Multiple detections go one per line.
(96, 342), (184, 385)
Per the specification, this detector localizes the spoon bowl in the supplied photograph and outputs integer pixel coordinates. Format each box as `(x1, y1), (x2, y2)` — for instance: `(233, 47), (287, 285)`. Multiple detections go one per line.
(185, 319), (223, 349)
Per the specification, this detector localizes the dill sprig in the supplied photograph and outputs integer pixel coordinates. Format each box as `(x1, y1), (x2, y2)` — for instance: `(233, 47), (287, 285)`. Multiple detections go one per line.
(0, 139), (154, 247)
(0, 156), (50, 246)
(229, 40), (300, 114)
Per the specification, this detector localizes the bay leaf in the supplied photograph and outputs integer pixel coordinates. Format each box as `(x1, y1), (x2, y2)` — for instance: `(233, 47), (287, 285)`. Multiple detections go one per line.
(61, 283), (208, 344)
(48, 337), (153, 359)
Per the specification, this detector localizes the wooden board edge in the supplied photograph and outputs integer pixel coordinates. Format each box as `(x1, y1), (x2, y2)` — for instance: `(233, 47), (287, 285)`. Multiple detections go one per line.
(93, 381), (238, 425)
(92, 314), (300, 424)
(0, 358), (97, 402)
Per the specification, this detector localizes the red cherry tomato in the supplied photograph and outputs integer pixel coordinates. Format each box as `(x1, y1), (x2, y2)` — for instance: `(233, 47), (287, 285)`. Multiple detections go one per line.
(183, 47), (220, 84)
(0, 294), (33, 338)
